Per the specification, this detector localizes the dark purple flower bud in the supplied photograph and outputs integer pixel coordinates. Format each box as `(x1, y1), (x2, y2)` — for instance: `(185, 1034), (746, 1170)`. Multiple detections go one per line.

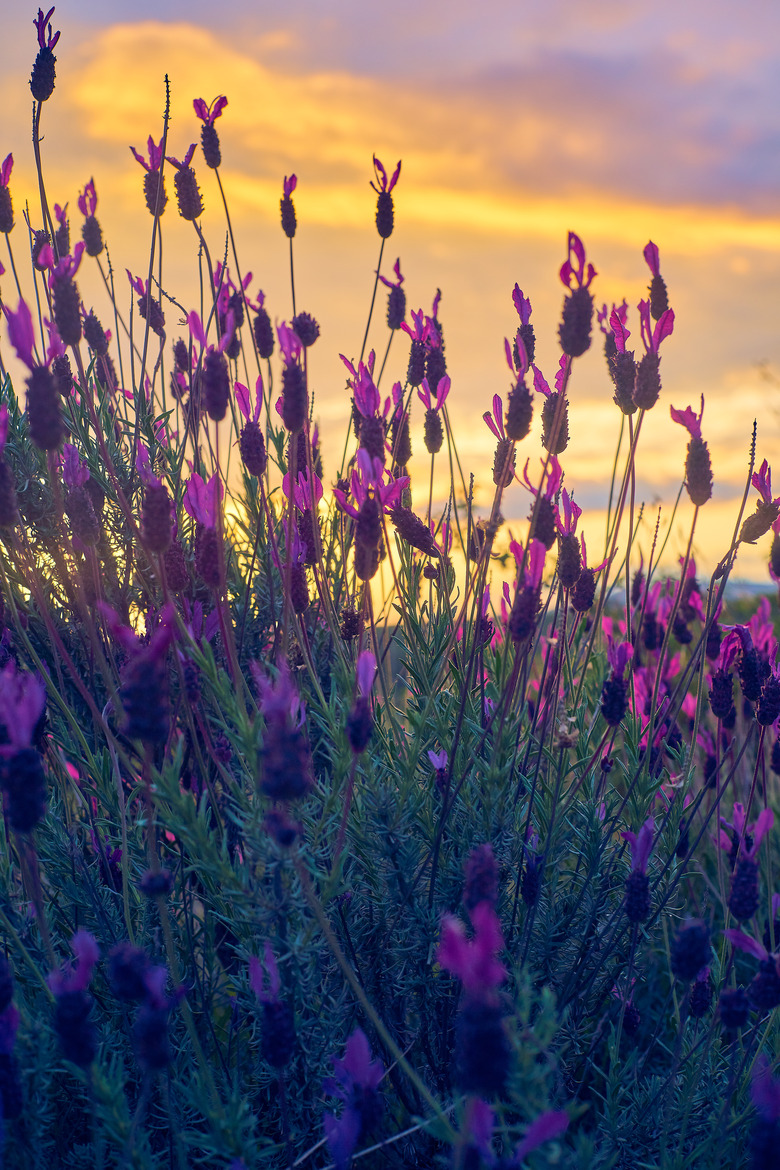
(649, 273), (669, 321)
(528, 497), (557, 551)
(757, 674), (780, 727)
(81, 215), (103, 256)
(142, 483), (173, 554)
(30, 43), (58, 104)
(174, 167), (203, 221)
(2, 748), (47, 833)
(611, 350), (638, 415)
(748, 959), (780, 1012)
(709, 668), (735, 721)
(354, 497), (384, 582)
(53, 990), (97, 1067)
(137, 290), (165, 338)
(670, 920), (710, 983)
(163, 538), (189, 592)
(391, 409), (412, 468)
(633, 352), (661, 411)
(52, 279), (81, 348)
(239, 421), (267, 477)
(54, 215), (69, 259)
(280, 197), (296, 238)
(200, 122), (221, 169)
(281, 362), (307, 433)
(139, 868), (173, 899)
(729, 858), (760, 922)
(685, 436), (713, 506)
(689, 970), (713, 1018)
(426, 345), (447, 394)
(195, 525), (221, 588)
(455, 998), (510, 1097)
(51, 353), (72, 397)
(375, 190), (394, 238)
(0, 1053), (22, 1119)
(570, 567), (596, 614)
(492, 438), (516, 488)
(143, 170), (168, 217)
(202, 348), (230, 422)
(557, 532), (581, 590)
(406, 339), (426, 388)
(509, 585), (540, 645)
(108, 942), (152, 1003)
(358, 414), (386, 463)
(121, 653), (169, 745)
(65, 484), (100, 547)
(291, 312), (319, 347)
(262, 1000), (296, 1068)
(133, 1004), (172, 1071)
(31, 230), (50, 270)
(0, 462), (19, 529)
(389, 505), (437, 556)
(253, 306), (275, 359)
(541, 392), (569, 454)
(505, 382), (533, 442)
(624, 870), (651, 923)
(83, 310), (108, 357)
(559, 287), (593, 358)
(514, 322), (535, 366)
(341, 606), (363, 641)
(0, 188), (13, 237)
(463, 844), (499, 914)
(290, 563), (309, 614)
(601, 677), (628, 727)
(387, 284), (405, 330)
(424, 408), (444, 455)
(719, 986), (750, 1032)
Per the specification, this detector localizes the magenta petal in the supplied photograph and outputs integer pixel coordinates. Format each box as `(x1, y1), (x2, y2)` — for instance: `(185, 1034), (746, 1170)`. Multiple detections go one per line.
(643, 240), (660, 276)
(514, 1110), (569, 1162)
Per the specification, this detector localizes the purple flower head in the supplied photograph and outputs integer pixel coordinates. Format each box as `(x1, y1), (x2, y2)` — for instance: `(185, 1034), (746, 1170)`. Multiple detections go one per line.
(522, 454), (563, 502)
(356, 650), (376, 697)
(752, 1057), (780, 1122)
(253, 664), (306, 729)
(483, 393), (507, 441)
(193, 95), (227, 125)
(670, 394), (705, 439)
(597, 299), (628, 338)
(558, 488), (581, 536)
(350, 361), (381, 418)
(77, 178), (97, 218)
(370, 156), (401, 194)
(622, 816), (655, 874)
(400, 307), (432, 344)
(752, 459), (779, 505)
(183, 472), (223, 529)
(638, 298), (674, 355)
(98, 602), (176, 660)
(332, 448), (408, 519)
(166, 144), (197, 171)
(513, 284), (532, 326)
(136, 442), (162, 489)
(53, 203), (67, 231)
(235, 375), (263, 425)
(34, 7), (60, 50)
(48, 931), (99, 996)
(644, 240), (661, 278)
(0, 663), (46, 751)
(378, 256), (404, 290)
(718, 805), (774, 860)
(0, 154), (12, 189)
(248, 942), (281, 1004)
(437, 901), (507, 999)
(324, 1028), (384, 1170)
(428, 748), (448, 771)
(723, 927), (769, 963)
(61, 443), (90, 488)
(606, 633), (633, 679)
(610, 307), (630, 354)
(277, 320), (302, 366)
(560, 231), (596, 290)
(130, 135), (165, 173)
(4, 298), (37, 370)
(417, 374), (450, 412)
(49, 242), (85, 287)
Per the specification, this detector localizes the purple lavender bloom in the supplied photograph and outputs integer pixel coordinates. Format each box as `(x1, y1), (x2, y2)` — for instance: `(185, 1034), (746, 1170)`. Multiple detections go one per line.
(323, 1029), (384, 1169)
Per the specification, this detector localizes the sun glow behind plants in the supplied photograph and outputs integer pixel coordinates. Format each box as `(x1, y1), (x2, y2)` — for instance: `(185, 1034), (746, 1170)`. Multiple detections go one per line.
(0, 6), (779, 1168)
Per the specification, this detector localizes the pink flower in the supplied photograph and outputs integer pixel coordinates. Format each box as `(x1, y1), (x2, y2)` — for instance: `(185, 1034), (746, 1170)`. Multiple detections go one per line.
(378, 257), (404, 291)
(560, 231), (596, 290)
(332, 449), (408, 519)
(3, 298), (37, 370)
(622, 816), (654, 874)
(282, 174), (297, 199)
(437, 901), (506, 999)
(718, 805), (774, 860)
(166, 144), (197, 171)
(512, 284), (532, 326)
(557, 488), (581, 536)
(235, 375), (263, 425)
(670, 394), (705, 439)
(34, 6), (60, 50)
(183, 472), (223, 529)
(48, 931), (99, 996)
(370, 156), (401, 194)
(130, 136), (165, 173)
(643, 240), (661, 277)
(638, 298), (674, 355)
(77, 178), (97, 218)
(417, 374), (450, 412)
(193, 95), (228, 125)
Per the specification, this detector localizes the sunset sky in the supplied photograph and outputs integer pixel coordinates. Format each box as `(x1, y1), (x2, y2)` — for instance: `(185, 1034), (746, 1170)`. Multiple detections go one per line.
(2, 1), (780, 582)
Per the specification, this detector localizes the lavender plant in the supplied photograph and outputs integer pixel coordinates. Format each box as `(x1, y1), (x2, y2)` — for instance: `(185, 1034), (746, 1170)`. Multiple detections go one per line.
(0, 8), (777, 1169)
